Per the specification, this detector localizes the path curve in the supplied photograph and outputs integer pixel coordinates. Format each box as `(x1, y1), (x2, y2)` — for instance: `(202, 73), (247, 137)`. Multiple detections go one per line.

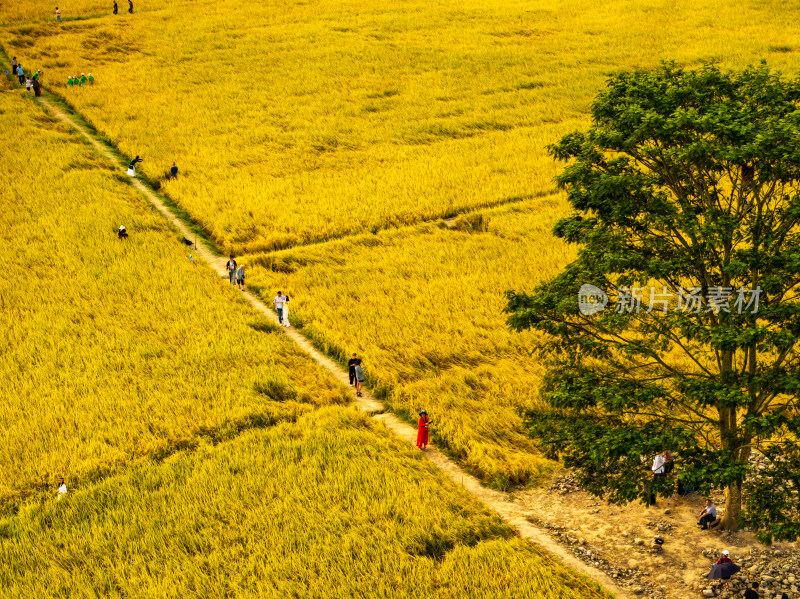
(38, 95), (631, 599)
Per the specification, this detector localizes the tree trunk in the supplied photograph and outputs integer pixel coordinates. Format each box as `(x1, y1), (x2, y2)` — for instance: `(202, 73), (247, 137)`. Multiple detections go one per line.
(721, 479), (743, 530)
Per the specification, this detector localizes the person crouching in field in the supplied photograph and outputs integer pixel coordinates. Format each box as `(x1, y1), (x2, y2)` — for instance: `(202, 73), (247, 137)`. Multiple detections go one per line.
(416, 410), (430, 449)
(127, 155), (142, 176)
(118, 225), (128, 239)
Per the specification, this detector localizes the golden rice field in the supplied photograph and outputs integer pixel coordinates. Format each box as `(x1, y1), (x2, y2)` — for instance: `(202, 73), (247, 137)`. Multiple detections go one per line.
(0, 408), (612, 598)
(0, 88), (346, 508)
(247, 196), (573, 488)
(10, 0), (800, 253)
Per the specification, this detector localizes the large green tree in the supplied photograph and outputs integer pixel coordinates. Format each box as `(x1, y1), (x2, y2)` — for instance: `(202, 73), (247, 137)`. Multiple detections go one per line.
(507, 62), (800, 540)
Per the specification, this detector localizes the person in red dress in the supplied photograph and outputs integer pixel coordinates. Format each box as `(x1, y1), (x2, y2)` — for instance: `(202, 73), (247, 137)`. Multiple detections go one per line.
(416, 410), (430, 449)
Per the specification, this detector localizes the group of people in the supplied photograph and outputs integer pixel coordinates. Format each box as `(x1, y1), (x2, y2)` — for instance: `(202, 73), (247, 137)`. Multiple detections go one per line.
(112, 0), (134, 14)
(10, 58), (43, 96)
(127, 156), (179, 181)
(225, 257), (246, 291)
(67, 73), (94, 87)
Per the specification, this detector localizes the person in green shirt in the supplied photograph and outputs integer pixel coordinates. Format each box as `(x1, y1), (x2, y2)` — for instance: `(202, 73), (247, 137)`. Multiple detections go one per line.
(80, 73), (87, 86)
(67, 75), (73, 87)
(88, 73), (94, 84)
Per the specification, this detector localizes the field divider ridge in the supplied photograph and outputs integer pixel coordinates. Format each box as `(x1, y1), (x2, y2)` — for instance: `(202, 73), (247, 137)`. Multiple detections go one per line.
(32, 92), (630, 599)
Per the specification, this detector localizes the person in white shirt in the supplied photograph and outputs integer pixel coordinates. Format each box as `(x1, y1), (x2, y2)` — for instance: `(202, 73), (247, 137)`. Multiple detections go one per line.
(282, 295), (290, 327)
(56, 477), (67, 499)
(273, 291), (286, 325)
(698, 499), (717, 529)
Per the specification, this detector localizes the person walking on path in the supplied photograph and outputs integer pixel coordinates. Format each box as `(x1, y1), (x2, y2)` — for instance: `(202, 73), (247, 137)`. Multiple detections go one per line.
(127, 155), (142, 176)
(273, 291), (287, 325)
(353, 358), (365, 397)
(282, 295), (290, 327)
(128, 0), (133, 13)
(56, 7), (62, 22)
(235, 264), (245, 290)
(11, 57), (17, 75)
(348, 353), (358, 386)
(225, 256), (237, 284)
(113, 0), (118, 13)
(416, 410), (430, 449)
(26, 78), (32, 93)
(697, 499), (718, 530)
(32, 77), (41, 97)
(17, 65), (24, 85)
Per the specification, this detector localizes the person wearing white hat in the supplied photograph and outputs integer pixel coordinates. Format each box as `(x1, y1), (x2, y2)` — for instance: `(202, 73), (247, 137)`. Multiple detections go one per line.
(117, 225), (128, 239)
(715, 550), (731, 565)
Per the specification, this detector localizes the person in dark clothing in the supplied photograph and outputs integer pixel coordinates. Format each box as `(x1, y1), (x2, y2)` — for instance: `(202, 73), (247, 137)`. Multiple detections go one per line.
(32, 78), (41, 97)
(744, 582), (759, 599)
(128, 155), (143, 176)
(128, 0), (133, 13)
(11, 57), (17, 75)
(117, 225), (128, 239)
(347, 353), (358, 386)
(168, 162), (178, 179)
(113, 0), (118, 13)
(225, 256), (237, 284)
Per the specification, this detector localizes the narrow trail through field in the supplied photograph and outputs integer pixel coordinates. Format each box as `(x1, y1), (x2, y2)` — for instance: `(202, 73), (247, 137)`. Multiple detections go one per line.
(38, 95), (631, 599)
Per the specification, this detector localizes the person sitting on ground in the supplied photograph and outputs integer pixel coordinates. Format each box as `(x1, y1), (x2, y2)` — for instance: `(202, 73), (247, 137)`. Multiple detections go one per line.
(715, 550), (732, 565)
(56, 476), (67, 499)
(744, 582), (759, 599)
(697, 499), (717, 530)
(118, 225), (128, 239)
(88, 73), (94, 84)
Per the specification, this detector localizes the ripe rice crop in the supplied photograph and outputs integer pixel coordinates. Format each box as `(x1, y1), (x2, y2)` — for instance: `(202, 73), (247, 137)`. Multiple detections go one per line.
(0, 407), (613, 598)
(0, 90), (345, 508)
(246, 196), (574, 488)
(3, 0), (800, 252)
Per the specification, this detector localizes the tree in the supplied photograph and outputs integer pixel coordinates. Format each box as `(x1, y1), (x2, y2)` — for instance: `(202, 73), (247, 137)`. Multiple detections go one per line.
(506, 62), (800, 541)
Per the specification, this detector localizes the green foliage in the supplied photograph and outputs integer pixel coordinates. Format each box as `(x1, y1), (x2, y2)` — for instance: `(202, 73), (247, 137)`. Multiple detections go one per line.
(508, 62), (800, 539)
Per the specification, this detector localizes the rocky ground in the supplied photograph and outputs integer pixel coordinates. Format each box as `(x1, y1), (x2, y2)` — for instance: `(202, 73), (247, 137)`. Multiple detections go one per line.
(515, 471), (799, 599)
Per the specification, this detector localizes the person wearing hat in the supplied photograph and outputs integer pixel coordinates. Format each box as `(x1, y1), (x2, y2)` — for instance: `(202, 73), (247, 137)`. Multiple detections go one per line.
(80, 73), (87, 86)
(416, 410), (431, 449)
(56, 477), (67, 499)
(117, 225), (128, 239)
(715, 550), (732, 565)
(88, 73), (94, 84)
